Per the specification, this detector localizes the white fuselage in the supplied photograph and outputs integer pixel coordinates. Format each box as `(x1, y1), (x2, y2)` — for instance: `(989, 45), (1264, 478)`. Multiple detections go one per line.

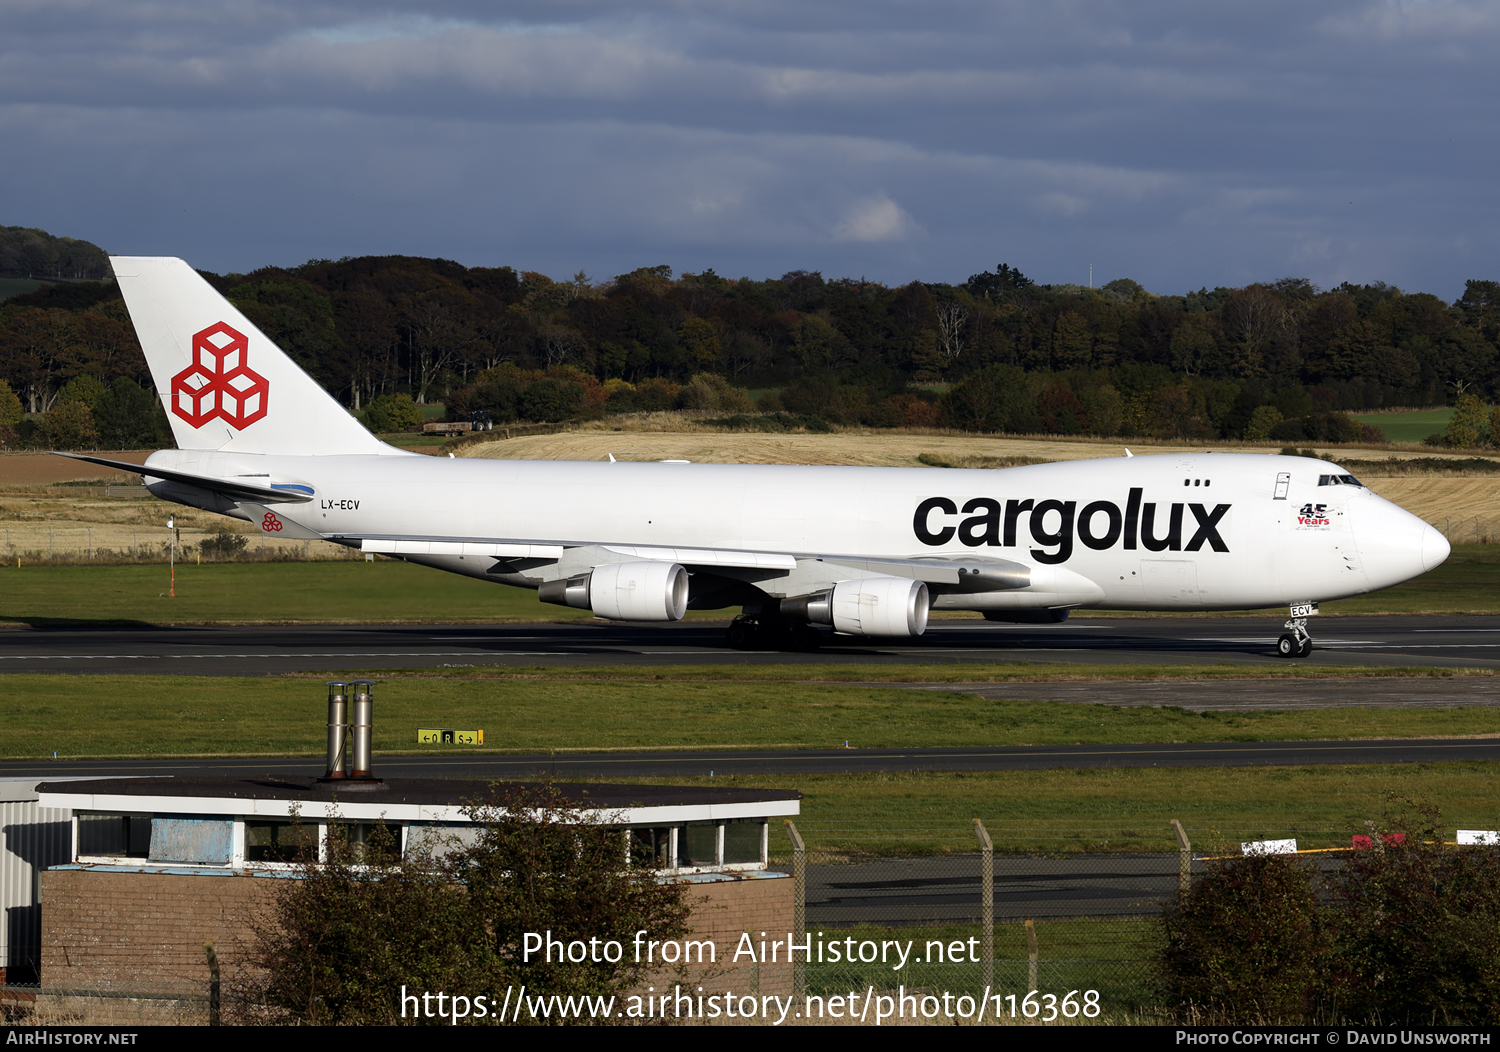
(144, 448), (1447, 613)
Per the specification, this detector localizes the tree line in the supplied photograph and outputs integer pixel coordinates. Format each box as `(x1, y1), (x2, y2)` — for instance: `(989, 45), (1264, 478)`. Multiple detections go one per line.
(4, 237), (1500, 448)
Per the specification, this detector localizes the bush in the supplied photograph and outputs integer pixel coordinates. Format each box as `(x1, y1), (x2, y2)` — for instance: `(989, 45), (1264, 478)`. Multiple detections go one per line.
(1158, 852), (1328, 1023)
(255, 783), (691, 1025)
(1446, 393), (1487, 449)
(1269, 410), (1364, 444)
(363, 393), (424, 433)
(1243, 405), (1283, 442)
(1332, 808), (1500, 1025)
(1160, 805), (1500, 1025)
(37, 401), (100, 450)
(200, 527), (248, 560)
(0, 380), (24, 427)
(255, 822), (481, 1025)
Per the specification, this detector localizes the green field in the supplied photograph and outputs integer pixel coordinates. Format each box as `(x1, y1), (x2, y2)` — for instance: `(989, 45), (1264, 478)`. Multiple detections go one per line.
(5, 668), (1496, 848)
(1, 546), (1497, 624)
(1350, 407), (1452, 444)
(5, 671), (1500, 760)
(704, 763), (1500, 856)
(0, 560), (598, 625)
(0, 277), (49, 302)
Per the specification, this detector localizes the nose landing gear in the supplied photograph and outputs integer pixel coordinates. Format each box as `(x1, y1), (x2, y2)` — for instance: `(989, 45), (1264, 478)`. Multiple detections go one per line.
(1276, 602), (1317, 658)
(1277, 621), (1312, 658)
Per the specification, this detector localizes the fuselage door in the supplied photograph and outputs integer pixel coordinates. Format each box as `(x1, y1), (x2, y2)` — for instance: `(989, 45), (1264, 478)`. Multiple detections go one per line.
(1273, 472), (1291, 500)
(1141, 559), (1200, 606)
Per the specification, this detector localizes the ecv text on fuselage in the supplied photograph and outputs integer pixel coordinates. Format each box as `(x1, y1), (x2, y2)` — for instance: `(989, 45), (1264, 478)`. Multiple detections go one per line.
(913, 487), (1231, 564)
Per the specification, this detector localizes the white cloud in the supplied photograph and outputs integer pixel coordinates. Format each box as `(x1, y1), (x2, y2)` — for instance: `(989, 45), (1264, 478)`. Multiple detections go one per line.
(831, 194), (920, 242)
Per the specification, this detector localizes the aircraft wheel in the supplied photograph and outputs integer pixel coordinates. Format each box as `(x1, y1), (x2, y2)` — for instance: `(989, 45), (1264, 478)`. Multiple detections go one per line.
(1297, 637), (1313, 658)
(725, 623), (754, 649)
(1276, 633), (1298, 658)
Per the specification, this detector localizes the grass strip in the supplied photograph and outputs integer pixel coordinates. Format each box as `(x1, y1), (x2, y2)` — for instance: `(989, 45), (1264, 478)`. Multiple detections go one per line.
(310, 662), (1498, 683)
(5, 674), (1500, 760)
(1, 547), (1499, 623)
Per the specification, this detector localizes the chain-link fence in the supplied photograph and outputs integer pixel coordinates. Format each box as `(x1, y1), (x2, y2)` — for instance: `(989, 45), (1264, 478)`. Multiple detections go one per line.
(772, 821), (1356, 1014)
(0, 985), (219, 1026)
(0, 522), (361, 564)
(1434, 515), (1500, 545)
(0, 821), (1365, 1025)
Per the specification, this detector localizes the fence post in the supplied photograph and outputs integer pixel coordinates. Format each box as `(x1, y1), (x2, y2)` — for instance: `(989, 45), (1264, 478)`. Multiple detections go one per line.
(1171, 819), (1192, 892)
(1025, 919), (1038, 993)
(973, 818), (993, 992)
(204, 941), (220, 1026)
(785, 820), (806, 1000)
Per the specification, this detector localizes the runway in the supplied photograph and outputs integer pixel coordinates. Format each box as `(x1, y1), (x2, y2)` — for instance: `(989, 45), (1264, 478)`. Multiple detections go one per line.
(2, 614), (1499, 676)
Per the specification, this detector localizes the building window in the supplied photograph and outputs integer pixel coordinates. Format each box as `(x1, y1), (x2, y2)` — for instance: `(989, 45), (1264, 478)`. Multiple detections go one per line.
(245, 820), (317, 863)
(77, 813), (151, 859)
(724, 820), (765, 865)
(630, 827), (673, 869)
(680, 823), (719, 867)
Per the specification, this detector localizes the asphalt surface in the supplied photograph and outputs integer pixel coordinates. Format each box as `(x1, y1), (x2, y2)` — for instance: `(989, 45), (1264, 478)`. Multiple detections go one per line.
(807, 854), (1186, 926)
(4, 736), (1499, 783)
(3, 614), (1500, 675)
(4, 614), (1498, 783)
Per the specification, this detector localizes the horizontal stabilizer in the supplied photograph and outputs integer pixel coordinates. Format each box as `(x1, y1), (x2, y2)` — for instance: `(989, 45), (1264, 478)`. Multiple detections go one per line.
(52, 452), (314, 504)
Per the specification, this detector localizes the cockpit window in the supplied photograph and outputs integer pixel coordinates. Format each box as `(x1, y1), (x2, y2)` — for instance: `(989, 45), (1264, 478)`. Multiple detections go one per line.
(1318, 474), (1364, 488)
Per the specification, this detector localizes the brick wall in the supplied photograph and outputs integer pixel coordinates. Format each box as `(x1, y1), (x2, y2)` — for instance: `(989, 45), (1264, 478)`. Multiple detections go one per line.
(40, 870), (281, 996)
(671, 874), (794, 998)
(40, 868), (794, 1002)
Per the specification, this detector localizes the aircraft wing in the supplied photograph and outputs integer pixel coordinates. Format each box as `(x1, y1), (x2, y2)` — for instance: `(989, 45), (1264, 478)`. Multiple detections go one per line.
(340, 532), (1036, 595)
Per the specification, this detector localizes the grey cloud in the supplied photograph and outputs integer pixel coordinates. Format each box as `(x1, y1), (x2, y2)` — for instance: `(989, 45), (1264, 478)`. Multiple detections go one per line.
(1, 0), (1498, 295)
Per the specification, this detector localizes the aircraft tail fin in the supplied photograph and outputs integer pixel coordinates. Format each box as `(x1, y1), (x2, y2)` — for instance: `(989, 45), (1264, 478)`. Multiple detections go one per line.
(110, 256), (397, 456)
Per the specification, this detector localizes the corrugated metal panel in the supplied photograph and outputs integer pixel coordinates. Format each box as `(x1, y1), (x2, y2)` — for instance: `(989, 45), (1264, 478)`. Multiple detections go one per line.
(1, 791), (74, 982)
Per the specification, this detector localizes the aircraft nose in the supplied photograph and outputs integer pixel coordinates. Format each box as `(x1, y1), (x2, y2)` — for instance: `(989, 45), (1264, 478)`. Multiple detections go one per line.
(1422, 522), (1451, 572)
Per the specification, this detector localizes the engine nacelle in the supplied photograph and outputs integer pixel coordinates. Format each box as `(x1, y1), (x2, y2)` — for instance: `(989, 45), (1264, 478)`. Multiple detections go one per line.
(540, 561), (689, 621)
(830, 577), (929, 637)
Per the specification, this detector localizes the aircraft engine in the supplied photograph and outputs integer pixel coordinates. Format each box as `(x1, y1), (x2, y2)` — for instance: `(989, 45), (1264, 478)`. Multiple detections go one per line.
(540, 561), (689, 621)
(830, 577), (930, 637)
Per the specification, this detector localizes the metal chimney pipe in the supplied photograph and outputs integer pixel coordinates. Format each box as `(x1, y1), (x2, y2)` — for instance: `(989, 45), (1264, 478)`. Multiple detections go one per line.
(324, 681), (348, 780)
(349, 680), (376, 780)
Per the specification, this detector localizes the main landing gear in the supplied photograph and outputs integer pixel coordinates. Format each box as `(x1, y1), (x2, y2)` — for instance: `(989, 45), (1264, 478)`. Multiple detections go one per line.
(725, 615), (823, 651)
(1276, 612), (1314, 658)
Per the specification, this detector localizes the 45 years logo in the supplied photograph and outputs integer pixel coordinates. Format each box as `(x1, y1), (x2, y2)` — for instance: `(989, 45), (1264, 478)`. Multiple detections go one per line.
(1297, 503), (1331, 528)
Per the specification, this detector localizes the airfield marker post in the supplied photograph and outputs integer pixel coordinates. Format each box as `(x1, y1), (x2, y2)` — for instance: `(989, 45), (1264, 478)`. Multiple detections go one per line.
(1025, 919), (1038, 993)
(1172, 819), (1192, 891)
(785, 819), (806, 1000)
(974, 818), (994, 992)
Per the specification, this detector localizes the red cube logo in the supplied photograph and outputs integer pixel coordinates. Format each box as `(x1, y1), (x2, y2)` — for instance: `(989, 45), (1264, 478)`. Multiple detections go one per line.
(171, 322), (269, 429)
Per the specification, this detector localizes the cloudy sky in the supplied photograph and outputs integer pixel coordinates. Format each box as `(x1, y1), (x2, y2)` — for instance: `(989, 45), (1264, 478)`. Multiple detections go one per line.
(3, 1), (1497, 297)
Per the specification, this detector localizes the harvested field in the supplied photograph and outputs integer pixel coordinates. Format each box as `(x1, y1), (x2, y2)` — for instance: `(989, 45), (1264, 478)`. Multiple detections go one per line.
(462, 429), (1260, 466)
(459, 428), (1499, 528)
(0, 451), (150, 484)
(0, 452), (340, 561)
